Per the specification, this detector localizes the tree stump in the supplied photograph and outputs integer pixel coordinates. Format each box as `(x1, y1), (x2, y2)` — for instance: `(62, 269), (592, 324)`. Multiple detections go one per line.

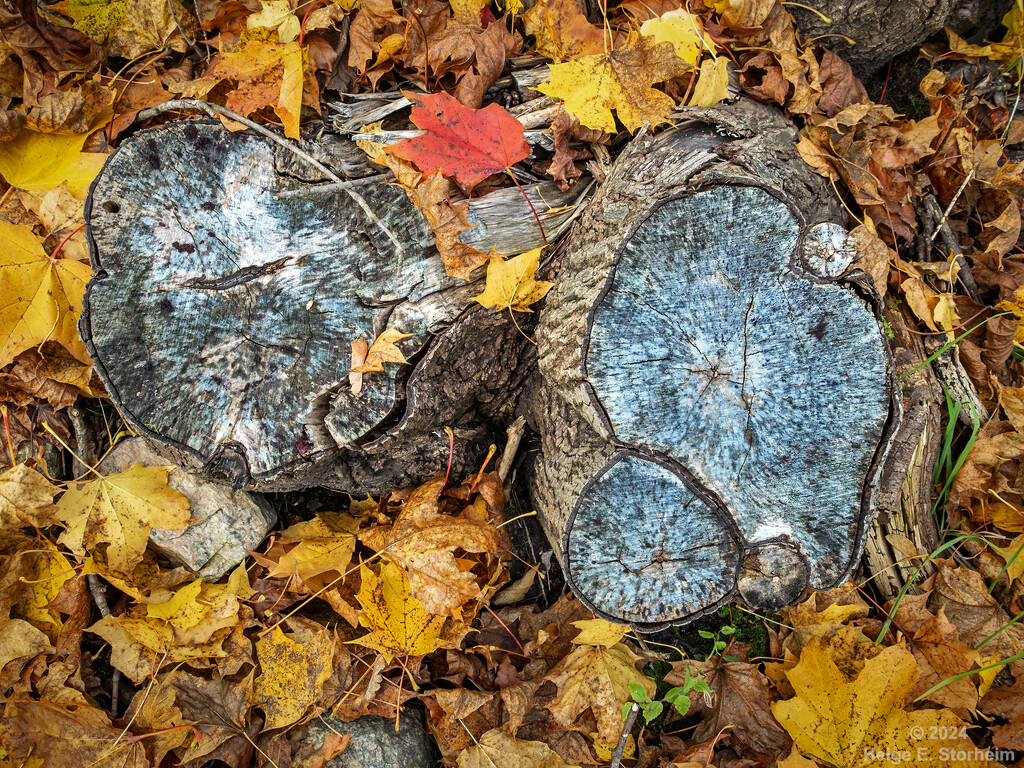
(82, 120), (541, 493)
(525, 101), (901, 627)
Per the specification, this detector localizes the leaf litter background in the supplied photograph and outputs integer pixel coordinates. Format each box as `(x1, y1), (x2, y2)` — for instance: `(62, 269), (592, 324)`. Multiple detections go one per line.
(0, 0), (1023, 766)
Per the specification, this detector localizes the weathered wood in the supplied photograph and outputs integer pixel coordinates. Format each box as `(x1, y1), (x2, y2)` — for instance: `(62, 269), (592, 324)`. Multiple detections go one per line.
(790, 0), (1009, 76)
(525, 100), (901, 627)
(864, 301), (942, 601)
(83, 121), (532, 493)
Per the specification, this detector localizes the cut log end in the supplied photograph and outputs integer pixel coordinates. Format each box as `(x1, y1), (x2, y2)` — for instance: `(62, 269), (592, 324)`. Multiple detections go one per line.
(567, 452), (741, 625)
(83, 121), (455, 488)
(530, 107), (899, 627)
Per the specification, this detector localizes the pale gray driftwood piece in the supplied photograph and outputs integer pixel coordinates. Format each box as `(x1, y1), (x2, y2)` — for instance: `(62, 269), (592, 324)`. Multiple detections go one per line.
(525, 100), (900, 627)
(83, 121), (533, 493)
(98, 438), (276, 579)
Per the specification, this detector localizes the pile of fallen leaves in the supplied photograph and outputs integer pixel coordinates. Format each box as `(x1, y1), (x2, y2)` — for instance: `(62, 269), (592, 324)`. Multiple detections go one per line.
(2, 0), (1024, 765)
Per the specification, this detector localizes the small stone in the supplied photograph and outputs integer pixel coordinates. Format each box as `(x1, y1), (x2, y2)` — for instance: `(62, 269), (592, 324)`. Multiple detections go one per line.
(301, 710), (437, 768)
(99, 438), (276, 579)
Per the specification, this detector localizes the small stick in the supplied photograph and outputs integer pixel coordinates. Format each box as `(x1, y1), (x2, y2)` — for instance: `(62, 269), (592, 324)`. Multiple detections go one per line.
(611, 704), (639, 768)
(67, 402), (96, 479)
(86, 574), (121, 717)
(923, 193), (981, 301)
(135, 99), (405, 257)
(498, 416), (526, 483)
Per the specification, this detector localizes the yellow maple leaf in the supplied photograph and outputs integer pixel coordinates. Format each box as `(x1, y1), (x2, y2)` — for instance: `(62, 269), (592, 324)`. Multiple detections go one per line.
(545, 641), (655, 743)
(266, 516), (359, 585)
(572, 617), (628, 648)
(472, 248), (554, 312)
(253, 625), (336, 729)
(351, 560), (448, 661)
(537, 33), (689, 133)
(0, 131), (106, 195)
(56, 464), (191, 575)
(457, 728), (579, 768)
(771, 640), (985, 768)
(689, 55), (730, 107)
(640, 9), (715, 66)
(0, 221), (93, 369)
(14, 543), (74, 642)
(247, 0), (301, 42)
(0, 463), (60, 530)
(351, 328), (413, 373)
(44, 0), (196, 59)
(87, 566), (250, 683)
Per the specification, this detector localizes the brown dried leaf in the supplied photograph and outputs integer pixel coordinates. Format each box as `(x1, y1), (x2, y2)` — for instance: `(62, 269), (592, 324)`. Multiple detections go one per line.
(907, 607), (980, 716)
(0, 461), (59, 529)
(816, 50), (867, 118)
(666, 657), (788, 756)
(360, 475), (499, 614)
(545, 641), (653, 743)
(524, 0), (606, 62)
(2, 699), (149, 767)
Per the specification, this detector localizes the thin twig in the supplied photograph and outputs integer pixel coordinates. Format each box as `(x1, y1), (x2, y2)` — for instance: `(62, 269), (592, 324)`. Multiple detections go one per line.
(928, 166), (975, 244)
(86, 574), (121, 717)
(67, 402), (96, 480)
(274, 173), (390, 199)
(135, 99), (405, 257)
(498, 416), (526, 483)
(611, 704), (639, 768)
(923, 193), (981, 301)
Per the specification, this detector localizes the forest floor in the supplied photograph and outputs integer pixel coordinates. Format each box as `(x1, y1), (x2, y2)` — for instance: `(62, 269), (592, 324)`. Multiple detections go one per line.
(1, 0), (1024, 766)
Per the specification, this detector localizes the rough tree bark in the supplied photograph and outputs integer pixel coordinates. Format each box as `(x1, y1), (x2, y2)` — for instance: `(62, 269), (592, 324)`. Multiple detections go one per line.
(791, 0), (1011, 76)
(81, 120), (579, 493)
(524, 100), (902, 627)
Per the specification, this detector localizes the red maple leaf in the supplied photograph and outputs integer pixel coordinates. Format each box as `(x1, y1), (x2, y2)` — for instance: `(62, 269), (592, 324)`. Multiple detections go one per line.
(388, 92), (530, 188)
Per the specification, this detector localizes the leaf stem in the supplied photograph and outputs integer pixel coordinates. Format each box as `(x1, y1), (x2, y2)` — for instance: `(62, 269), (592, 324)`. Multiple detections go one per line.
(505, 169), (548, 245)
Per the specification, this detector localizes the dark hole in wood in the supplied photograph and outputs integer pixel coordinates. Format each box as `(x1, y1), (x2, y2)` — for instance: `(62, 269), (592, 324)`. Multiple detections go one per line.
(101, 201), (120, 214)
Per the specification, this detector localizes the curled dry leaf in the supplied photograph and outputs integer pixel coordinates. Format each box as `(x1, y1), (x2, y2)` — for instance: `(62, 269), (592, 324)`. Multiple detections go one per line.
(350, 329), (413, 373)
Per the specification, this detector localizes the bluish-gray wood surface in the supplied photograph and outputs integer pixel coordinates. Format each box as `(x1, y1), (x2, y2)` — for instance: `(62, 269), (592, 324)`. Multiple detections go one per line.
(585, 187), (890, 595)
(568, 452), (741, 624)
(527, 101), (898, 626)
(83, 121), (524, 491)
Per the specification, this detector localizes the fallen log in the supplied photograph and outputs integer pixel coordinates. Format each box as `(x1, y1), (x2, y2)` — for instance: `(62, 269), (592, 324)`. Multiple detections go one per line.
(81, 120), (573, 493)
(525, 100), (902, 627)
(790, 0), (1010, 77)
